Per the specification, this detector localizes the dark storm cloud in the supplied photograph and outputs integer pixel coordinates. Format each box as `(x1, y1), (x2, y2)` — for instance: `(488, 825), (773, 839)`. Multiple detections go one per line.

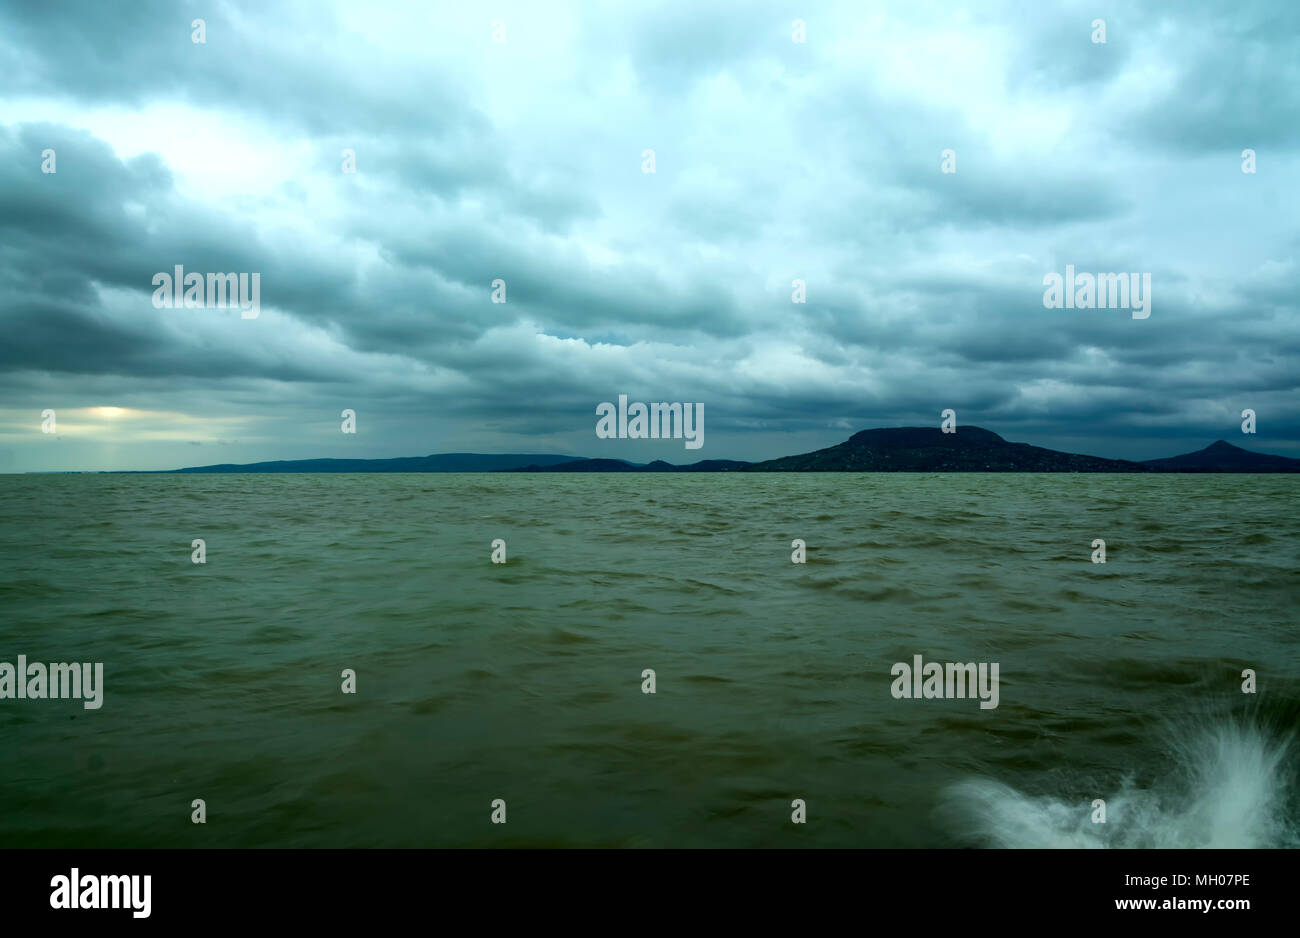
(0, 125), (344, 381)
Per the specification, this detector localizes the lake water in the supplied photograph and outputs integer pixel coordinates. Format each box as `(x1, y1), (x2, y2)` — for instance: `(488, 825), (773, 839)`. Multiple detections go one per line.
(1, 473), (1297, 847)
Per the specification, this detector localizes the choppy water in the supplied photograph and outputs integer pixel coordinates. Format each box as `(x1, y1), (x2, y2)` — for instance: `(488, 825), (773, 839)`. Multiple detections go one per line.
(1, 473), (1297, 847)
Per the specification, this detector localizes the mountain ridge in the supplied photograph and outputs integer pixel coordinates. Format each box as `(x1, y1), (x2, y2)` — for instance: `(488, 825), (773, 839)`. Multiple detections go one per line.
(159, 453), (586, 474)
(1140, 439), (1300, 472)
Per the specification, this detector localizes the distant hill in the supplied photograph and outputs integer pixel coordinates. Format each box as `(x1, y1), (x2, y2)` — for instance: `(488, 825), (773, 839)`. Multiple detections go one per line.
(504, 457), (640, 472)
(165, 453), (585, 473)
(505, 458), (750, 472)
(1140, 439), (1300, 472)
(743, 426), (1147, 472)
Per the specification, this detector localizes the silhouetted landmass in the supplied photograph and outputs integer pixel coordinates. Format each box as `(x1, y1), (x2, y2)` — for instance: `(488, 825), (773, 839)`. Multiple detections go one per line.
(506, 458), (750, 472)
(507, 427), (1299, 472)
(1140, 439), (1300, 472)
(141, 428), (1300, 473)
(505, 458), (639, 472)
(165, 453), (586, 473)
(743, 426), (1147, 472)
(674, 459), (752, 472)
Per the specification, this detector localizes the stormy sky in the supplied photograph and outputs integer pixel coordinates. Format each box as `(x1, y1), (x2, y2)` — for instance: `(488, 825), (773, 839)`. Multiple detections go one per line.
(1, 0), (1297, 472)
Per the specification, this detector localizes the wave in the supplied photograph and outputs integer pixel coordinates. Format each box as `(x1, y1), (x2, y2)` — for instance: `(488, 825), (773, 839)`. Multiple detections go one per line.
(940, 716), (1298, 848)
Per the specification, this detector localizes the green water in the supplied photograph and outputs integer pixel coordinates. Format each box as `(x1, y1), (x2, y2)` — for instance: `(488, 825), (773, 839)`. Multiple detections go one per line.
(1, 473), (1297, 847)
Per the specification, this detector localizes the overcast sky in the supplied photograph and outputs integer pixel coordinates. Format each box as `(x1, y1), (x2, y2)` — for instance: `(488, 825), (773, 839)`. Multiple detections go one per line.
(2, 0), (1297, 471)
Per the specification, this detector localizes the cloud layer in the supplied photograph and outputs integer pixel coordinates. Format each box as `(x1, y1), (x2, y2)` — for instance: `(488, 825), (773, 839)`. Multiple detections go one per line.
(2, 0), (1297, 471)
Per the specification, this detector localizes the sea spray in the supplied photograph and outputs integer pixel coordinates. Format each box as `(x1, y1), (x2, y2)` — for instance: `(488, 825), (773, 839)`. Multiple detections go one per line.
(939, 716), (1297, 848)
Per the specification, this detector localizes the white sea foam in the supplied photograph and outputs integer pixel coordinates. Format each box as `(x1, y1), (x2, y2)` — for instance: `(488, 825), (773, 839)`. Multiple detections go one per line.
(942, 719), (1297, 848)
